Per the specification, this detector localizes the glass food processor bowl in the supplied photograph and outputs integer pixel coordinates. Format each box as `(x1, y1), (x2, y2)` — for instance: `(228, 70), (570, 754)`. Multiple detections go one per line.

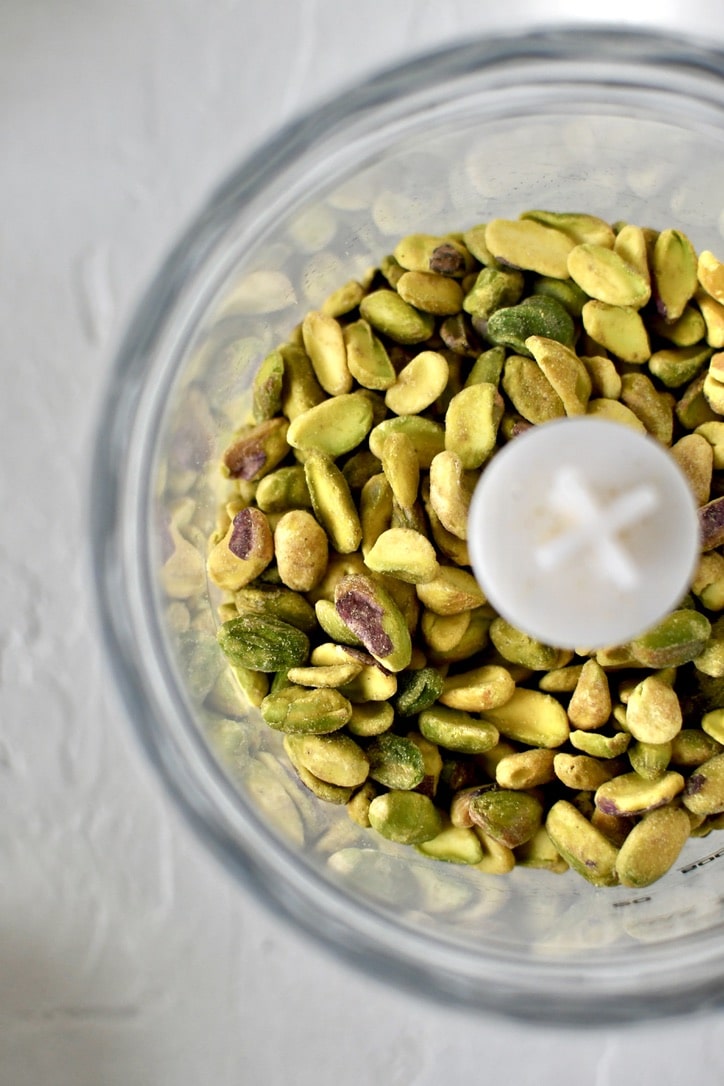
(91, 26), (724, 1024)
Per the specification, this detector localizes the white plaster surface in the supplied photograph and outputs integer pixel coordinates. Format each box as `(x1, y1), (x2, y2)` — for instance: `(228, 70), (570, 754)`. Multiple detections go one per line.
(6, 2), (724, 1083)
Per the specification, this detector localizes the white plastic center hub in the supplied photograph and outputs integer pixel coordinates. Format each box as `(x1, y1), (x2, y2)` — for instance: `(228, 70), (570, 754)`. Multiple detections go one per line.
(467, 418), (701, 650)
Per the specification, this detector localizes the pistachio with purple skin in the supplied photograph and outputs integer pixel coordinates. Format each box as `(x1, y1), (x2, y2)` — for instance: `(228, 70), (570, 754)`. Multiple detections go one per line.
(206, 507), (274, 591)
(334, 573), (412, 672)
(222, 417), (290, 481)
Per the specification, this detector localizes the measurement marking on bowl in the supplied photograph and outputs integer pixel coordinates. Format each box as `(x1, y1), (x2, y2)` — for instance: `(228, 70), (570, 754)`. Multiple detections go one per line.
(680, 845), (724, 874)
(612, 896), (652, 908)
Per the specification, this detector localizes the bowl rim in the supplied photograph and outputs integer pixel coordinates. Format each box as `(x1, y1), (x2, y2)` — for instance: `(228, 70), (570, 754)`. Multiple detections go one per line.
(91, 23), (724, 1025)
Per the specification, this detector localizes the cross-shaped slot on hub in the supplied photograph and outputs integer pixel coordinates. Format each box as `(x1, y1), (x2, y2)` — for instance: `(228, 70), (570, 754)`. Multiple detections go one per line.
(533, 466), (660, 591)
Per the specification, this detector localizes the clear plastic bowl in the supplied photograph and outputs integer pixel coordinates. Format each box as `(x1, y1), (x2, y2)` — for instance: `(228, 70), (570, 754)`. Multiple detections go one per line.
(92, 26), (724, 1024)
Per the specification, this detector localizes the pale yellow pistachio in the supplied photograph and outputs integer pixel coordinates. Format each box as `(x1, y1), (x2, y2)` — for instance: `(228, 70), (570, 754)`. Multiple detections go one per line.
(567, 243), (650, 308)
(301, 310), (353, 395)
(364, 527), (439, 584)
(387, 354), (449, 421)
(651, 229), (698, 321)
(485, 217), (576, 278)
(428, 450), (474, 540)
(581, 301), (650, 363)
(274, 510), (328, 592)
(567, 658), (612, 730)
(670, 433), (713, 506)
(439, 665), (515, 713)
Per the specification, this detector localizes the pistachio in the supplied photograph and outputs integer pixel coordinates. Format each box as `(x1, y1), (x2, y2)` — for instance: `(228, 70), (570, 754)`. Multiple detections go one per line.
(531, 275), (589, 318)
(334, 573), (412, 672)
(279, 343), (325, 419)
(207, 507), (274, 591)
(338, 662), (398, 704)
(703, 352), (724, 413)
(489, 617), (567, 671)
(700, 496), (724, 552)
(416, 566), (487, 615)
(648, 344), (711, 389)
(393, 667), (445, 716)
(384, 350), (449, 416)
(274, 510), (328, 592)
(620, 372), (674, 445)
(676, 371), (720, 431)
(285, 732), (369, 788)
(515, 826), (568, 873)
(698, 249), (724, 303)
(627, 739), (672, 780)
(466, 788), (542, 849)
(473, 828), (517, 875)
(614, 806), (690, 887)
(702, 709), (724, 745)
(234, 584), (317, 632)
(569, 730), (631, 759)
(301, 310), (352, 395)
(418, 705), (499, 754)
(522, 210), (615, 247)
(652, 228), (698, 321)
(545, 800), (619, 886)
(567, 243), (650, 308)
(567, 658), (612, 730)
(286, 390), (374, 458)
(671, 728), (723, 767)
(394, 233), (474, 276)
(481, 688), (570, 749)
(252, 349), (285, 421)
(368, 791), (443, 844)
(445, 383), (504, 470)
(495, 748), (556, 790)
(380, 431), (419, 512)
(487, 296), (575, 356)
(683, 752), (724, 816)
(538, 664), (584, 693)
(416, 823), (485, 865)
(359, 289), (436, 345)
(594, 770), (684, 817)
(304, 451), (362, 554)
(502, 353), (566, 424)
(525, 335), (592, 416)
(427, 450), (474, 540)
(695, 286), (724, 348)
(463, 266), (525, 320)
(465, 345), (507, 387)
(346, 781), (378, 827)
(160, 505), (206, 600)
(368, 415), (445, 468)
(630, 609), (712, 667)
(613, 224), (650, 284)
(695, 421), (724, 470)
(286, 661), (363, 688)
(397, 270), (464, 315)
(581, 301), (650, 363)
(255, 465), (312, 513)
(203, 209), (724, 891)
(261, 684), (351, 734)
(321, 278), (366, 319)
(670, 434), (713, 506)
(364, 527), (439, 584)
(222, 417), (290, 481)
(366, 734), (425, 790)
(649, 304), (707, 347)
(439, 665), (515, 713)
(553, 753), (620, 791)
(485, 217), (576, 278)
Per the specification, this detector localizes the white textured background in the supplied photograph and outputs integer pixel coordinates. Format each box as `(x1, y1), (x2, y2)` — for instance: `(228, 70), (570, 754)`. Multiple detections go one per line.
(6, 2), (724, 1083)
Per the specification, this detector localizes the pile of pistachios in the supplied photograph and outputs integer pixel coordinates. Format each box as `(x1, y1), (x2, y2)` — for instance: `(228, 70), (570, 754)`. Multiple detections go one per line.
(201, 209), (724, 889)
